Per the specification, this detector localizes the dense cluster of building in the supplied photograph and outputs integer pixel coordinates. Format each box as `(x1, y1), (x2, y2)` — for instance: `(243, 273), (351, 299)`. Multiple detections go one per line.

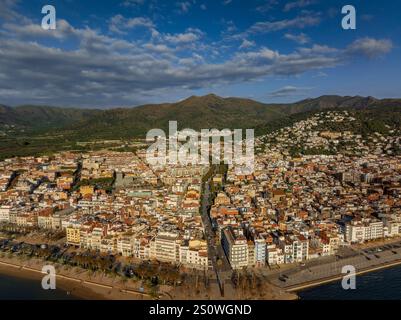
(215, 152), (401, 269)
(0, 111), (400, 271)
(0, 151), (209, 270)
(214, 112), (401, 269)
(259, 111), (400, 157)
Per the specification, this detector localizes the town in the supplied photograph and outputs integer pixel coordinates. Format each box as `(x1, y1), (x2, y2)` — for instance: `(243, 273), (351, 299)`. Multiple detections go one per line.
(0, 110), (400, 298)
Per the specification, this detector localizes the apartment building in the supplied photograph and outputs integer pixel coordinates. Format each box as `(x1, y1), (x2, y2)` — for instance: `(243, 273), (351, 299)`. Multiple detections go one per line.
(384, 218), (401, 237)
(152, 232), (180, 263)
(16, 214), (37, 227)
(37, 209), (53, 229)
(247, 241), (255, 267)
(186, 248), (208, 270)
(89, 226), (104, 250)
(266, 244), (285, 266)
(345, 219), (384, 243)
(0, 205), (11, 223)
(117, 235), (135, 257)
(221, 227), (249, 270)
(279, 235), (309, 264)
(66, 227), (81, 246)
(100, 236), (116, 253)
(254, 238), (266, 267)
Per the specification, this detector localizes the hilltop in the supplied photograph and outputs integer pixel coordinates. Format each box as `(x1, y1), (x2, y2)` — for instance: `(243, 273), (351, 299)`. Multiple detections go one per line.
(0, 94), (401, 158)
(1, 94), (401, 136)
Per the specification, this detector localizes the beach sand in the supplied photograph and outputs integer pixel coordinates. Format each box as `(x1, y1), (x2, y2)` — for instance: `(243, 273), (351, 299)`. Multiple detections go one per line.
(0, 263), (105, 299)
(0, 256), (297, 300)
(0, 257), (153, 300)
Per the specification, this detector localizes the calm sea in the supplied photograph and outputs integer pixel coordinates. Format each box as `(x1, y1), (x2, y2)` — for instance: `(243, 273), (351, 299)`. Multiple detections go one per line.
(299, 264), (401, 300)
(0, 274), (79, 300)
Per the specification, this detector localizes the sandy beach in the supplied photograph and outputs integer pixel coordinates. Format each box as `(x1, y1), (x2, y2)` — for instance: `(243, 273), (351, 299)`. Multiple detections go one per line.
(0, 257), (154, 300)
(0, 255), (297, 300)
(0, 262), (105, 299)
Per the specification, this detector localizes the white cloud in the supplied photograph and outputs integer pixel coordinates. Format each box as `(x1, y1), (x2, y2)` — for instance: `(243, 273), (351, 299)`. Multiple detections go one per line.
(164, 28), (203, 44)
(248, 15), (321, 34)
(143, 43), (173, 54)
(255, 0), (279, 13)
(0, 0), (21, 20)
(283, 0), (315, 12)
(109, 15), (155, 34)
(3, 19), (75, 39)
(313, 71), (328, 78)
(239, 39), (255, 49)
(346, 38), (393, 59)
(0, 6), (394, 107)
(176, 1), (192, 14)
(121, 0), (145, 7)
(269, 86), (313, 97)
(284, 32), (310, 44)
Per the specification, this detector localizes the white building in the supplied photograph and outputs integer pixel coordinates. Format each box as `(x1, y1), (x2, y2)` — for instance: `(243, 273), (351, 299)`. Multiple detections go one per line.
(254, 237), (266, 267)
(279, 235), (309, 263)
(152, 232), (179, 263)
(266, 244), (285, 265)
(345, 219), (384, 243)
(0, 205), (11, 223)
(117, 236), (135, 257)
(221, 227), (249, 270)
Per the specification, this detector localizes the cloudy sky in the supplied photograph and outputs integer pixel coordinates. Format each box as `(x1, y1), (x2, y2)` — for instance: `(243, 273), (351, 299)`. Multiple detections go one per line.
(0, 0), (400, 108)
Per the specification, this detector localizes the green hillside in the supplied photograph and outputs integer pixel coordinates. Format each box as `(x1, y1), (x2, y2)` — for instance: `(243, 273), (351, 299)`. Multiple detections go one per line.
(0, 94), (400, 159)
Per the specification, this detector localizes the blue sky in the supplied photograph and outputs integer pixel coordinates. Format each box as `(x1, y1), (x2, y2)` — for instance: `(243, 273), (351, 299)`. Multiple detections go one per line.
(0, 0), (400, 108)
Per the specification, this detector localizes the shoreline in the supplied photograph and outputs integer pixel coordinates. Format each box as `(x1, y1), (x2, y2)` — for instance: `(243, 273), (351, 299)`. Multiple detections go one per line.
(0, 262), (102, 300)
(287, 258), (401, 293)
(0, 259), (153, 300)
(4, 254), (401, 300)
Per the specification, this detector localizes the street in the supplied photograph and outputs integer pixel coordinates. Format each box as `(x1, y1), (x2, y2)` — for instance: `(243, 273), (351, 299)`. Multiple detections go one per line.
(200, 176), (231, 295)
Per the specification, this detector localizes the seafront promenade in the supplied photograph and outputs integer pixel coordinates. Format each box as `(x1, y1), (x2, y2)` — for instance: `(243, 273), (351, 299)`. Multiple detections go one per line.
(266, 240), (401, 292)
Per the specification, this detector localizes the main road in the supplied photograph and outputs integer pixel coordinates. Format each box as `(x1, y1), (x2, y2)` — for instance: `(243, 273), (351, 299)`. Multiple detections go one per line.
(200, 175), (231, 295)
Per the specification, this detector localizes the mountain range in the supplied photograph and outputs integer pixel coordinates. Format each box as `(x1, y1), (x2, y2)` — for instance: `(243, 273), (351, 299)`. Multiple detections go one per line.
(2, 94), (401, 139)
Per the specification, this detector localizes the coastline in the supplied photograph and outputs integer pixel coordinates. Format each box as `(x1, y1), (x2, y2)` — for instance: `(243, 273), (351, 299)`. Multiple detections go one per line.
(4, 255), (400, 300)
(4, 252), (401, 300)
(286, 258), (401, 294)
(0, 259), (153, 300)
(0, 262), (102, 300)
(262, 239), (401, 297)
(0, 256), (300, 300)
